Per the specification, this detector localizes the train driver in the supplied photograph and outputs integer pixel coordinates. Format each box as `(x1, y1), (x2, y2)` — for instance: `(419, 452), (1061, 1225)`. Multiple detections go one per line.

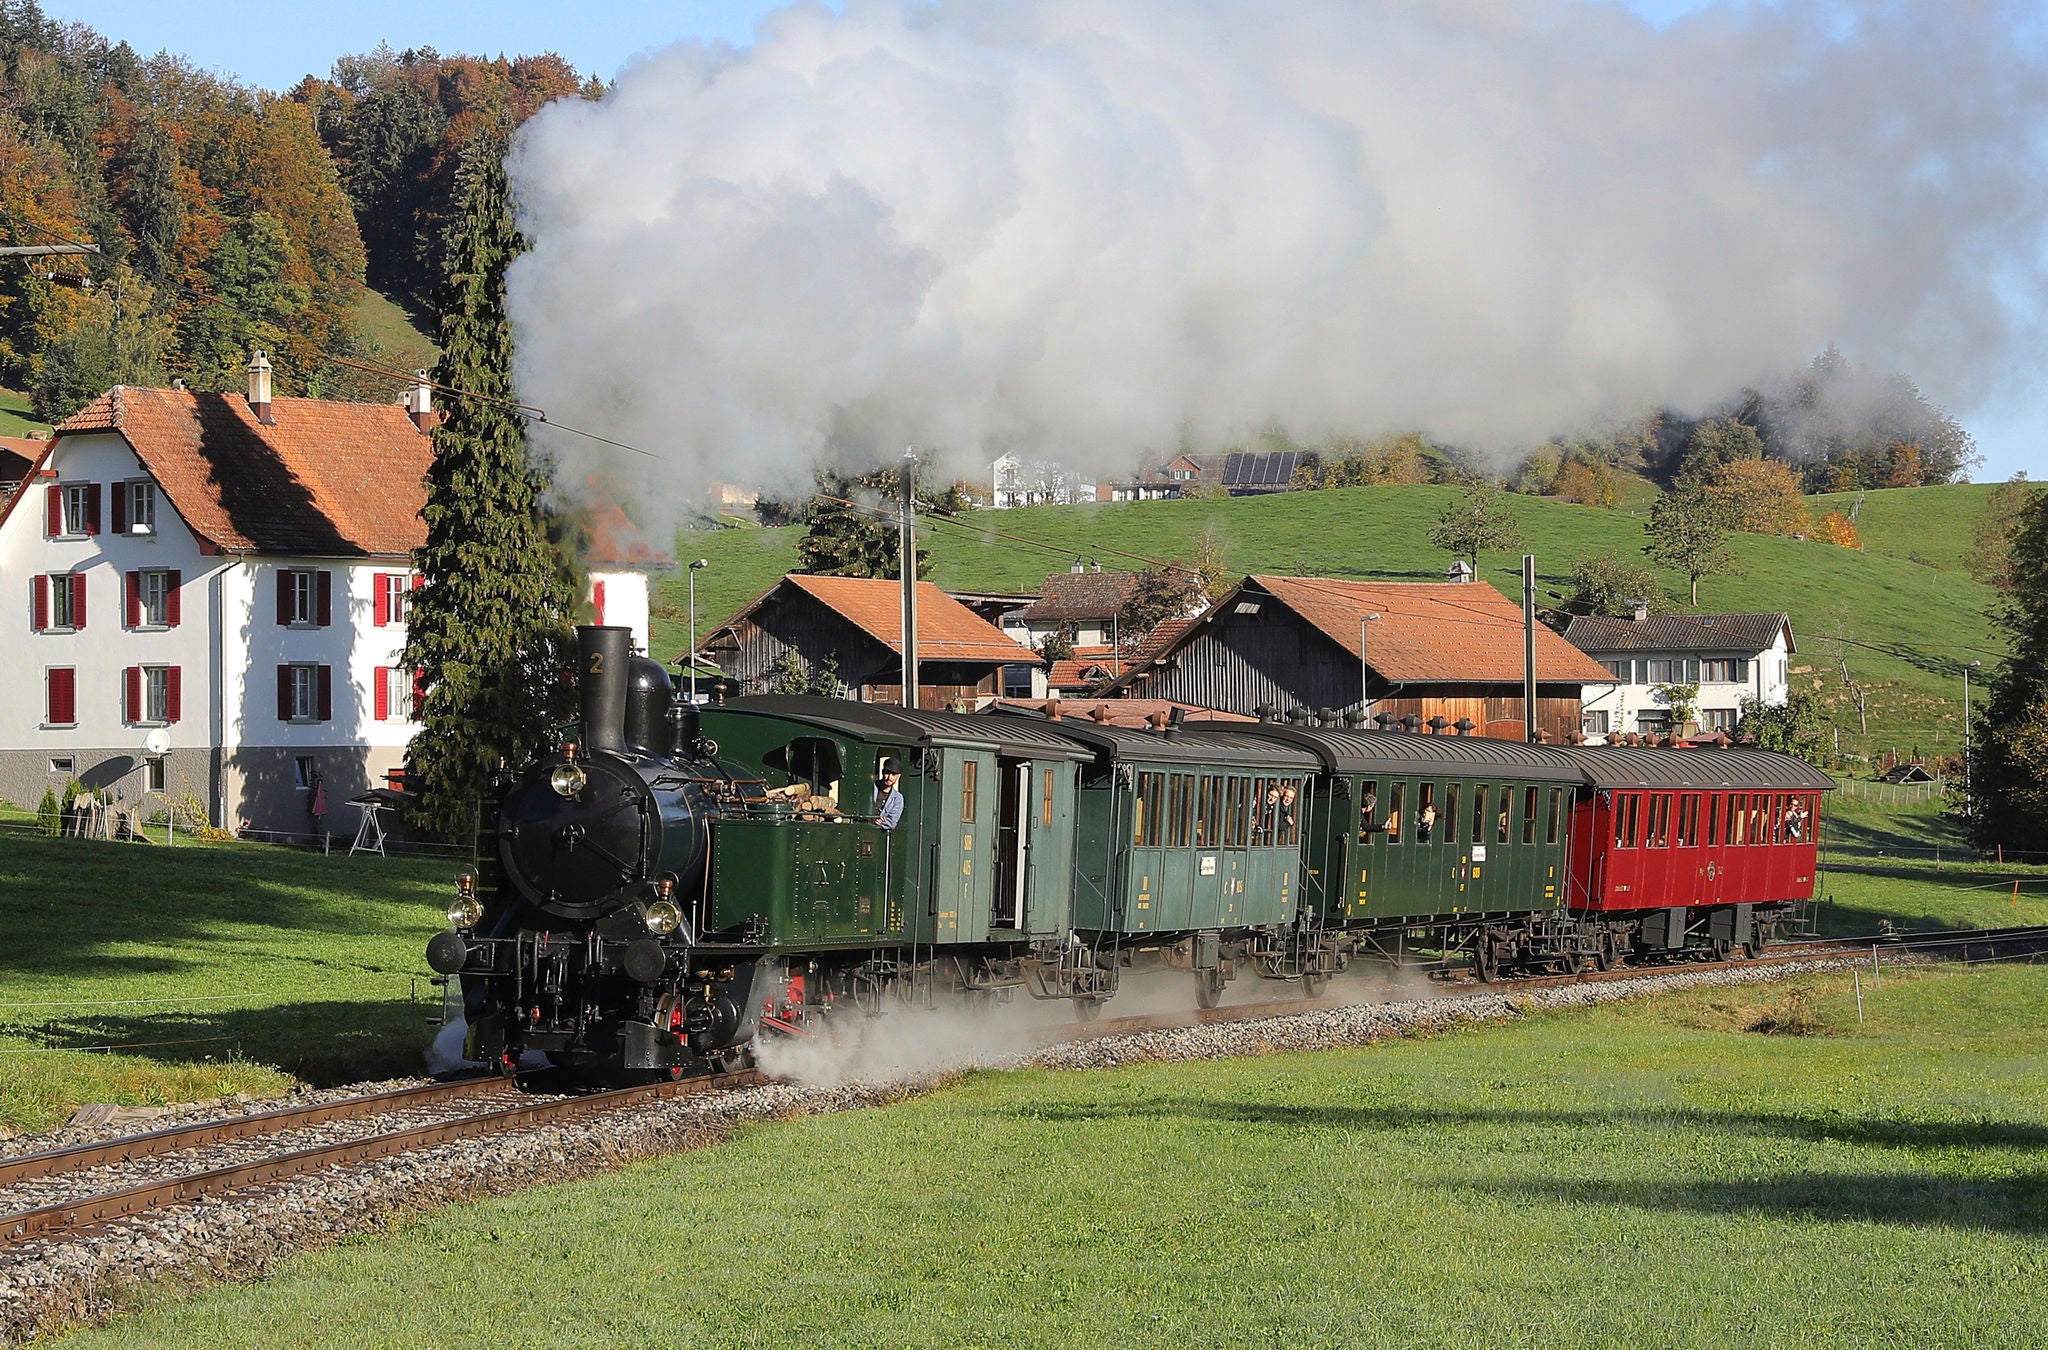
(874, 758), (905, 831)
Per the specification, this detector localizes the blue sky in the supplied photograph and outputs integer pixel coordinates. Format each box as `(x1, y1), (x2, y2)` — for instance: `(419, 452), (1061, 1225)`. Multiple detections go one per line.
(52, 0), (2046, 480)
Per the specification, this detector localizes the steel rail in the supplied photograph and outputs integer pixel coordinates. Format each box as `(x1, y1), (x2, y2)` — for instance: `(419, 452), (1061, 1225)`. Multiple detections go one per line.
(0, 1070), (764, 1245)
(0, 1076), (513, 1189)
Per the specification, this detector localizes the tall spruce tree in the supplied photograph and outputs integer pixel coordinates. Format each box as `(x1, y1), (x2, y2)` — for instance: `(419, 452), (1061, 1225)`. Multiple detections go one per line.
(404, 129), (576, 841)
(1968, 486), (2048, 851)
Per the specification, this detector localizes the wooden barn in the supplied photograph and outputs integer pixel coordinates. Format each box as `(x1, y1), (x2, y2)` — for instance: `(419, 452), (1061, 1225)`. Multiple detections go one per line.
(692, 574), (1040, 710)
(1100, 575), (1611, 741)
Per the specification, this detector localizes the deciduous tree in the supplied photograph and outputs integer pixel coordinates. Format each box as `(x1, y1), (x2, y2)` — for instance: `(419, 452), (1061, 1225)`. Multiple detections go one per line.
(1563, 553), (1671, 618)
(1428, 476), (1523, 570)
(1705, 458), (1812, 536)
(1968, 474), (2039, 592)
(403, 129), (576, 841)
(1644, 489), (1741, 605)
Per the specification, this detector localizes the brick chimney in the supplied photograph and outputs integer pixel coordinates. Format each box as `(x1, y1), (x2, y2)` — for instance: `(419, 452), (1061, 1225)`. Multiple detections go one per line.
(404, 370), (433, 432)
(1631, 598), (1649, 622)
(246, 350), (274, 426)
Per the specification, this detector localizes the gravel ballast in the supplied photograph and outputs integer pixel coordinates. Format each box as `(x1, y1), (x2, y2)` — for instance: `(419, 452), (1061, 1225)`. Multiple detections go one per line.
(0, 955), (1883, 1345)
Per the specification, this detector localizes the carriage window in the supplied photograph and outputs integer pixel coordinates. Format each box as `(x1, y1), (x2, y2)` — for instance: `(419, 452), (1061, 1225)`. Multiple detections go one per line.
(1522, 787), (1539, 844)
(764, 736), (844, 804)
(1770, 794), (1787, 845)
(1134, 771), (1163, 846)
(1386, 781), (1405, 843)
(1252, 777), (1276, 844)
(1547, 788), (1563, 844)
(1615, 795), (1636, 848)
(1649, 796), (1671, 848)
(1168, 774), (1194, 848)
(1706, 794), (1721, 847)
(1197, 775), (1223, 847)
(1417, 783), (1439, 844)
(1357, 779), (1380, 843)
(1042, 769), (1055, 828)
(1732, 795), (1749, 845)
(1278, 779), (1301, 846)
(1471, 785), (1488, 845)
(1497, 784), (1512, 843)
(1676, 796), (1698, 848)
(962, 760), (979, 822)
(1443, 783), (1461, 844)
(1224, 777), (1249, 847)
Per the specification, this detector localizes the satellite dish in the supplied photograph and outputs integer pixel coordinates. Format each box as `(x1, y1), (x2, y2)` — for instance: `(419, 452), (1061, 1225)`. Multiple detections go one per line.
(142, 728), (170, 758)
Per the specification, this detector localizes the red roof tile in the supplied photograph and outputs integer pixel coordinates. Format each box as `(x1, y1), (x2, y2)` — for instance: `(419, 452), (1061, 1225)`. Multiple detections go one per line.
(779, 575), (1039, 664)
(1047, 659), (1116, 689)
(53, 386), (433, 557)
(1247, 576), (1614, 683)
(576, 496), (672, 568)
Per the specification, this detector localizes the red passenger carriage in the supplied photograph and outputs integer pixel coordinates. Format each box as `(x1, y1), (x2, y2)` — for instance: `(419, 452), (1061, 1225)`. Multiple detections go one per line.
(1553, 747), (1832, 959)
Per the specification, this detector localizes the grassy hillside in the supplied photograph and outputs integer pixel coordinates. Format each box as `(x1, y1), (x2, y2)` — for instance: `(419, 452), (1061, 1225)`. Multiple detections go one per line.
(352, 286), (437, 367)
(0, 385), (47, 437)
(655, 484), (2003, 759)
(70, 962), (2048, 1347)
(1813, 482), (2002, 576)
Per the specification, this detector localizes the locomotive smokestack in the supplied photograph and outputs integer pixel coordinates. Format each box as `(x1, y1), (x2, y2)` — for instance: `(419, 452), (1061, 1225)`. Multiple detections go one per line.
(577, 625), (632, 756)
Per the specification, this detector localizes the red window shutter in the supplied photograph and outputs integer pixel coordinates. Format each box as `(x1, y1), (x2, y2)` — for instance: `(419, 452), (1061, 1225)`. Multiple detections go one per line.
(411, 573), (423, 591)
(278, 665), (293, 720)
(373, 576), (389, 627)
(316, 665), (333, 721)
(45, 484), (60, 536)
(85, 483), (100, 535)
(165, 571), (181, 627)
(112, 483), (126, 534)
(125, 571), (141, 628)
(70, 573), (85, 629)
(593, 578), (607, 624)
(48, 668), (74, 724)
(165, 667), (181, 724)
(277, 571), (293, 625)
(374, 666), (390, 721)
(316, 570), (332, 627)
(125, 666), (141, 723)
(412, 668), (428, 717)
(31, 575), (46, 632)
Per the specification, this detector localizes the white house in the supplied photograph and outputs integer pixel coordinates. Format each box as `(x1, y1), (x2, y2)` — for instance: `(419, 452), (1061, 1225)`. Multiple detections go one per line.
(990, 454), (1097, 509)
(0, 362), (661, 838)
(1563, 610), (1795, 740)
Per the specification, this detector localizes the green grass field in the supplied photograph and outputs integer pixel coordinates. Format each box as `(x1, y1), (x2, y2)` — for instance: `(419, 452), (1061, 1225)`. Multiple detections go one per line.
(64, 960), (2048, 1348)
(0, 828), (451, 1133)
(352, 287), (437, 366)
(657, 483), (2004, 757)
(1812, 482), (2002, 576)
(0, 384), (47, 437)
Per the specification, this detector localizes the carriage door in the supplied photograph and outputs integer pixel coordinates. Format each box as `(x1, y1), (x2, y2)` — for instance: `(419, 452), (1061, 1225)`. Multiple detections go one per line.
(992, 759), (1028, 931)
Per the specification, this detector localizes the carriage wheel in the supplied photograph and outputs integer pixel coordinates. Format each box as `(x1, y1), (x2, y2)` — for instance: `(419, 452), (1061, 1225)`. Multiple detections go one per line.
(1473, 937), (1499, 983)
(1073, 996), (1104, 1022)
(1195, 968), (1225, 1009)
(1301, 970), (1330, 999)
(1593, 931), (1617, 972)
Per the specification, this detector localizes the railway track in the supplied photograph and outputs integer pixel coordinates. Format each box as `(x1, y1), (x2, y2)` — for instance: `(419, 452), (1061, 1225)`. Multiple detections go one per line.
(0, 1070), (764, 1248)
(1053, 923), (2048, 1044)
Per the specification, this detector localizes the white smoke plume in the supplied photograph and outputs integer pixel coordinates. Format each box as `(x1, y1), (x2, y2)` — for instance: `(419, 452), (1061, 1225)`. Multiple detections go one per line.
(506, 0), (2048, 507)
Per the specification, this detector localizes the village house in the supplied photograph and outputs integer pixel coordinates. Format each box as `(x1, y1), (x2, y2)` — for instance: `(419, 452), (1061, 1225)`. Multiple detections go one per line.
(692, 574), (1040, 710)
(1561, 609), (1795, 739)
(1101, 574), (1612, 740)
(1104, 450), (1301, 501)
(0, 359), (660, 837)
(989, 454), (1098, 508)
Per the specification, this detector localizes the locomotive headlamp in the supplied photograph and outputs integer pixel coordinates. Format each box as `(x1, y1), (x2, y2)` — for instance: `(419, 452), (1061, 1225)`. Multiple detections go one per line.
(644, 897), (684, 936)
(447, 892), (485, 931)
(549, 762), (588, 798)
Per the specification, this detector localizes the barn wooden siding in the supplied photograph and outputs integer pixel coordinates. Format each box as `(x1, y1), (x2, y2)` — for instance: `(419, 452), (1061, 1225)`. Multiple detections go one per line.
(1132, 605), (1582, 741)
(708, 595), (1002, 709)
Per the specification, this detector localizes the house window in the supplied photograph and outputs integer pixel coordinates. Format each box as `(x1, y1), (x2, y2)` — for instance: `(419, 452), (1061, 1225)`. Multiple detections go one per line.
(139, 570), (172, 626)
(375, 572), (418, 627)
(125, 665), (180, 724)
(1637, 712), (1672, 737)
(144, 667), (171, 723)
(1645, 658), (1679, 684)
(1702, 708), (1738, 732)
(36, 572), (84, 631)
(279, 663), (332, 722)
(1604, 659), (1632, 682)
(145, 757), (166, 792)
(1582, 710), (1609, 735)
(373, 665), (419, 721)
(62, 483), (92, 535)
(294, 756), (317, 790)
(127, 481), (156, 535)
(49, 756), (74, 774)
(1702, 658), (1749, 683)
(278, 569), (331, 627)
(45, 668), (76, 726)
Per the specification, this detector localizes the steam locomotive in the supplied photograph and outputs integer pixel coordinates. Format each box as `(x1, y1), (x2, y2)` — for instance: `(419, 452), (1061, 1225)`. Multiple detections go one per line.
(427, 625), (1834, 1081)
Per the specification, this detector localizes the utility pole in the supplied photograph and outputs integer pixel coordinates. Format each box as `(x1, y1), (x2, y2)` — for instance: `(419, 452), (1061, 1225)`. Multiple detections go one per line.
(686, 559), (708, 704)
(1359, 612), (1380, 723)
(1522, 554), (1538, 742)
(899, 449), (919, 710)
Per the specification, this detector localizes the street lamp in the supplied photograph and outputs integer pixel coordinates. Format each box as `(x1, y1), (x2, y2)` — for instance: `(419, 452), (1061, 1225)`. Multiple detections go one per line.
(1359, 612), (1381, 722)
(687, 559), (709, 704)
(1964, 660), (1981, 811)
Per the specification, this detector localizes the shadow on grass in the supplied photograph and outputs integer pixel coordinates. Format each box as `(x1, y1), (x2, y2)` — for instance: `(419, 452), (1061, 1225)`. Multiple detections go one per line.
(999, 1099), (2048, 1154)
(1, 997), (440, 1086)
(1456, 1171), (2048, 1237)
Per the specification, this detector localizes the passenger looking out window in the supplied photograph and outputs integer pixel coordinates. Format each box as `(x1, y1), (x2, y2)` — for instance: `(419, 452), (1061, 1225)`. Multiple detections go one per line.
(1358, 782), (1379, 841)
(873, 758), (904, 830)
